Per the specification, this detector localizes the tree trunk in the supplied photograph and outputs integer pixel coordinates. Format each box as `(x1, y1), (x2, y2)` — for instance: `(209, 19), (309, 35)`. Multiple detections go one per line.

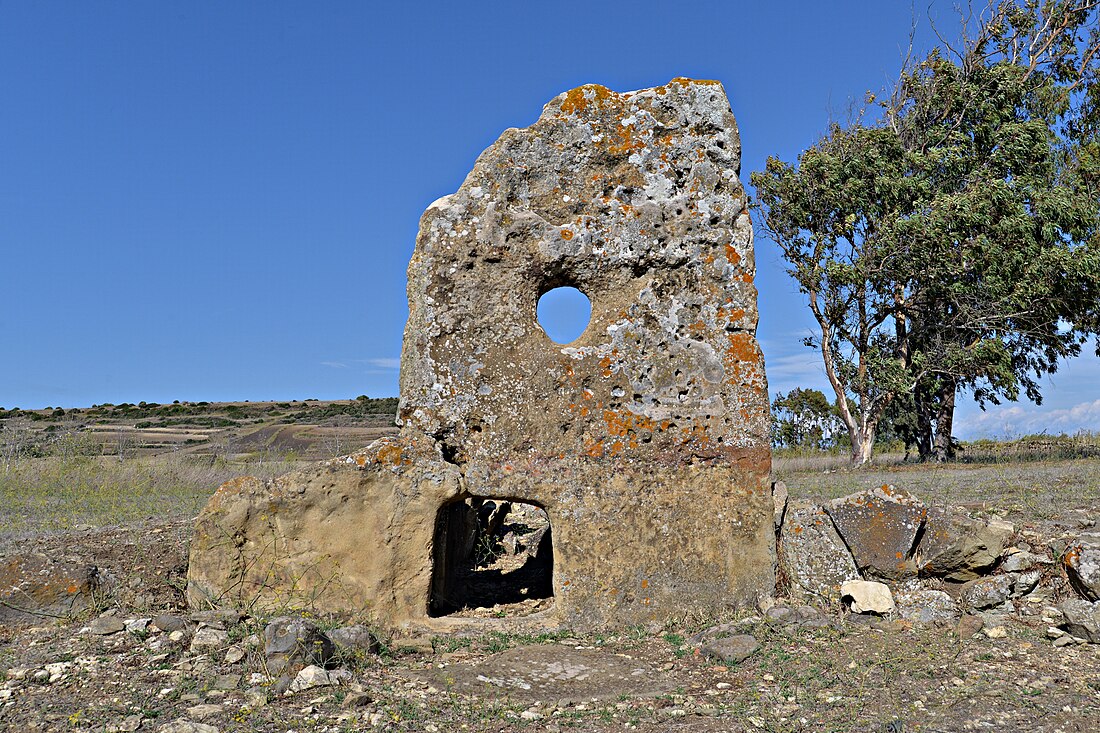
(914, 384), (935, 462)
(932, 378), (958, 461)
(849, 425), (876, 465)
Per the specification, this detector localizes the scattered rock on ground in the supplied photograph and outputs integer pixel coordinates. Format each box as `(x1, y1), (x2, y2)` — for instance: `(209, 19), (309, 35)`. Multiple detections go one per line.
(0, 554), (102, 623)
(700, 634), (760, 664)
(1058, 598), (1100, 643)
(263, 616), (334, 676)
(156, 721), (220, 733)
(841, 580), (895, 615)
(960, 574), (1017, 611)
(894, 588), (959, 624)
(825, 486), (926, 579)
(286, 664), (351, 694)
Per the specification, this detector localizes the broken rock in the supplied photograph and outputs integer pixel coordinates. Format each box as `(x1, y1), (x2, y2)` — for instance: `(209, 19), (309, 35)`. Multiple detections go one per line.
(894, 589), (959, 624)
(1063, 537), (1100, 601)
(1058, 598), (1100, 643)
(263, 617), (334, 676)
(825, 486), (926, 579)
(917, 509), (1013, 581)
(780, 505), (861, 603)
(841, 580), (895, 615)
(286, 665), (351, 694)
(0, 553), (100, 624)
(959, 574), (1017, 611)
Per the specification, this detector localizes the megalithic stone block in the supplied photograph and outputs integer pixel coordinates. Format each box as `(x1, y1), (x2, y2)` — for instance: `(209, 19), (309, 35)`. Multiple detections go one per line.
(187, 79), (774, 632)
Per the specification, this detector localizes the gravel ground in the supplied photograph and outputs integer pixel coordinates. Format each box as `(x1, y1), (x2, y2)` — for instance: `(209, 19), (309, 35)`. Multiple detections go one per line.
(2, 458), (1099, 732)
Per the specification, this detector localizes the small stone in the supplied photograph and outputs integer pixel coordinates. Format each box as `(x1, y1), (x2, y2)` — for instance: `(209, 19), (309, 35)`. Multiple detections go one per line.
(1013, 570), (1042, 598)
(956, 615), (985, 638)
(520, 709), (543, 720)
(43, 662), (71, 683)
(1057, 598), (1100, 643)
(118, 716), (143, 732)
(1053, 635), (1078, 648)
(155, 721), (220, 733)
(88, 617), (126, 635)
(152, 615), (189, 632)
(264, 617), (334, 676)
(983, 625), (1008, 639)
(224, 646), (247, 665)
(841, 580), (895, 615)
(328, 625), (382, 656)
(211, 673), (240, 690)
(341, 691), (373, 708)
(244, 687), (269, 707)
(183, 704), (223, 719)
(1001, 550), (1051, 573)
(960, 574), (1017, 611)
(168, 630), (188, 643)
(286, 665), (351, 694)
(124, 618), (152, 634)
(699, 634), (759, 664)
(895, 589), (959, 623)
(189, 626), (228, 652)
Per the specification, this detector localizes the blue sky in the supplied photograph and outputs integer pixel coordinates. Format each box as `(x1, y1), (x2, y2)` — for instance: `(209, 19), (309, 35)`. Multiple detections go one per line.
(2, 2), (1096, 438)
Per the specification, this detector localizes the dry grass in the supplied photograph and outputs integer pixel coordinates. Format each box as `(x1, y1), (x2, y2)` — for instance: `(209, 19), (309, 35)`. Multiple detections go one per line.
(774, 454), (1100, 521)
(0, 452), (303, 543)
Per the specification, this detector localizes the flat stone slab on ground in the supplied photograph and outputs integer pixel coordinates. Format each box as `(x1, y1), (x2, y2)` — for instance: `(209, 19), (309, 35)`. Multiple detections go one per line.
(413, 644), (674, 704)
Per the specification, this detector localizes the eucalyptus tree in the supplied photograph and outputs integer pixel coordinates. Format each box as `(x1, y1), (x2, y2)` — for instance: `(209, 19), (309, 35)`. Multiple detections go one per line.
(753, 0), (1100, 463)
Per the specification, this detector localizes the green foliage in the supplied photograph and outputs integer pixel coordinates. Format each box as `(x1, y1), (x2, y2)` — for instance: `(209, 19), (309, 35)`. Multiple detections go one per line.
(752, 1), (1100, 463)
(771, 388), (844, 450)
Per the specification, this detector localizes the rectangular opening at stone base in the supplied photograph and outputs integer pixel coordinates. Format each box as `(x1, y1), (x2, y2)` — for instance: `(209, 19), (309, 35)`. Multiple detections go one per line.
(428, 498), (554, 618)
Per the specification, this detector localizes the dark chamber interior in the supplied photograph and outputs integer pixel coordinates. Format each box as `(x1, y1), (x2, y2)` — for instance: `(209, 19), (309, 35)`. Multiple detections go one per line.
(428, 498), (554, 618)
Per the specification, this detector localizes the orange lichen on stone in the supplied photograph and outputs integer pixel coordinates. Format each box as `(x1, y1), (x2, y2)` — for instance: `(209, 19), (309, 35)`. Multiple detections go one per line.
(725, 244), (741, 265)
(670, 77), (722, 87)
(560, 84), (614, 115)
(603, 409), (657, 438)
(375, 443), (406, 467)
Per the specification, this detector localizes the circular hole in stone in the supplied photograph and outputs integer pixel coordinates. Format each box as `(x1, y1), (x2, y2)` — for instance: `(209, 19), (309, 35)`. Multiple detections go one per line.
(537, 286), (591, 344)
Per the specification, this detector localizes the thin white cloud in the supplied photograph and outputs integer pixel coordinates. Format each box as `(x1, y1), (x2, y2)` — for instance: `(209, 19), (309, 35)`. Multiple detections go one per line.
(320, 357), (401, 371)
(366, 358), (401, 370)
(956, 399), (1100, 439)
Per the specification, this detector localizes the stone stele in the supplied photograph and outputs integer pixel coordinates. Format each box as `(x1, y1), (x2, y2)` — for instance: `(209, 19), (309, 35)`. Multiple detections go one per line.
(187, 78), (774, 632)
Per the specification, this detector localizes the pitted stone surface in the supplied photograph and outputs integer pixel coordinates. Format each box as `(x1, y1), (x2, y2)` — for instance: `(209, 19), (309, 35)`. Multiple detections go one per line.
(414, 644), (674, 703)
(188, 79), (773, 630)
(825, 486), (927, 580)
(780, 505), (861, 603)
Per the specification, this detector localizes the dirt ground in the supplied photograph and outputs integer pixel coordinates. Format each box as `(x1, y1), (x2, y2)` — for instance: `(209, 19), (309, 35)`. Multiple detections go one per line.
(2, 457), (1099, 732)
